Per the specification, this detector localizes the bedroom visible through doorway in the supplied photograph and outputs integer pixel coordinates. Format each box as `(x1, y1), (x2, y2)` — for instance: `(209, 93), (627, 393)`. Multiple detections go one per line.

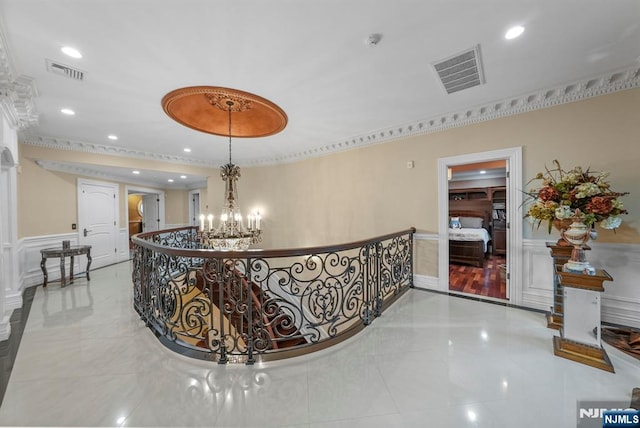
(448, 161), (507, 299)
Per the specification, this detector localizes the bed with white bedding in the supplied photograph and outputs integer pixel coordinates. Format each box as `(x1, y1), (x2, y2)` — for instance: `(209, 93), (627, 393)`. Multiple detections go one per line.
(449, 210), (491, 268)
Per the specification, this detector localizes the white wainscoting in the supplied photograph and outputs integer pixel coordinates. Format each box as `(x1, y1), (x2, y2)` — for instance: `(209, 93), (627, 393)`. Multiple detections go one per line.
(523, 239), (640, 328)
(118, 228), (130, 261)
(412, 233), (442, 292)
(20, 233), (82, 288)
(589, 242), (640, 328)
(413, 234), (640, 328)
(2, 240), (21, 311)
(520, 239), (555, 311)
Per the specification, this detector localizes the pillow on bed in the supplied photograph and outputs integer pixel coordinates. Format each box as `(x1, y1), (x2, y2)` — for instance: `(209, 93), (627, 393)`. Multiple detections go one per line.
(450, 217), (461, 229)
(459, 216), (483, 229)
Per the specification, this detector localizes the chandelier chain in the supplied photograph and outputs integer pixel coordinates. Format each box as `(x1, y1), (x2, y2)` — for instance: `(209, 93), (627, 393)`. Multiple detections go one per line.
(227, 101), (233, 165)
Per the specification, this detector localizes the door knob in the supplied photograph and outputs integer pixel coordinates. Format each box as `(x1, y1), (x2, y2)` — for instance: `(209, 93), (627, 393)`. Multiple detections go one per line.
(83, 228), (92, 237)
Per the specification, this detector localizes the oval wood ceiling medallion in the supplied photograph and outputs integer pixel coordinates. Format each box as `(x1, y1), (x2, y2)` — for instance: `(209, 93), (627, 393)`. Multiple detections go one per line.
(161, 86), (288, 138)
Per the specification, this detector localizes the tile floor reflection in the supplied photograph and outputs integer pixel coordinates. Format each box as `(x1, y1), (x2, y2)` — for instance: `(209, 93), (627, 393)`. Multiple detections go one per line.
(0, 261), (638, 427)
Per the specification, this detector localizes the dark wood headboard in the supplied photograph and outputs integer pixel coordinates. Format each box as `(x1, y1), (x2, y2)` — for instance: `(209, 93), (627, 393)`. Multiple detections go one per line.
(449, 209), (491, 229)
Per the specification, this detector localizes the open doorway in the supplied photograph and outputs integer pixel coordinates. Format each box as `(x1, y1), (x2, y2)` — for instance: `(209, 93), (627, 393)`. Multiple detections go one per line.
(448, 160), (507, 299)
(125, 186), (166, 252)
(438, 147), (523, 304)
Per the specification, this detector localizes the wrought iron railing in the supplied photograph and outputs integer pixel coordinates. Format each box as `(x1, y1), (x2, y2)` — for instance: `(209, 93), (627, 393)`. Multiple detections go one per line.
(132, 227), (415, 364)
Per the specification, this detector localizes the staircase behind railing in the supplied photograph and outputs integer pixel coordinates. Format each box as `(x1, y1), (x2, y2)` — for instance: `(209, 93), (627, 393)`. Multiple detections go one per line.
(132, 227), (415, 364)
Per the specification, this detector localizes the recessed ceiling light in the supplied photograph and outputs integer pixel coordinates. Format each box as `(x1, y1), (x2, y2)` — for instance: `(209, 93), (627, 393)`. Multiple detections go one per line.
(505, 25), (525, 40)
(60, 108), (75, 115)
(168, 179), (174, 183)
(479, 170), (487, 174)
(180, 175), (187, 179)
(132, 170), (140, 175)
(108, 135), (118, 140)
(183, 148), (192, 153)
(61, 46), (82, 59)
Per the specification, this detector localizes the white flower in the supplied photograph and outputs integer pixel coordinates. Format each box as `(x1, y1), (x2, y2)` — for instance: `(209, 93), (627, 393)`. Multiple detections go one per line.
(575, 182), (600, 199)
(555, 205), (574, 219)
(601, 216), (622, 230)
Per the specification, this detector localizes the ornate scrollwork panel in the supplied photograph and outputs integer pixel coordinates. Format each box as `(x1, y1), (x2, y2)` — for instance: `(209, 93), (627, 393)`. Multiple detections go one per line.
(131, 227), (415, 363)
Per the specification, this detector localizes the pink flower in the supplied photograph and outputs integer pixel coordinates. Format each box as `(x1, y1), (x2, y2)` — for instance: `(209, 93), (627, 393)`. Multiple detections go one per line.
(538, 186), (559, 202)
(586, 196), (613, 215)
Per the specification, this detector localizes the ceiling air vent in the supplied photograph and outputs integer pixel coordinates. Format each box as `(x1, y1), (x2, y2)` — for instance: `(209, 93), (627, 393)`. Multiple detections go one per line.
(45, 59), (86, 81)
(432, 45), (485, 94)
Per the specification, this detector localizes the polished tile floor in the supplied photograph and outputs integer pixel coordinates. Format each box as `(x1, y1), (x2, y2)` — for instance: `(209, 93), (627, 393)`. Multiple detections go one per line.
(0, 261), (639, 427)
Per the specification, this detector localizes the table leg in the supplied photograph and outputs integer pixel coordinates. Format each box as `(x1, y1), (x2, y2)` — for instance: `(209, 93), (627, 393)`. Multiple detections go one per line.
(60, 256), (67, 287)
(86, 249), (92, 281)
(70, 255), (75, 284)
(41, 255), (48, 287)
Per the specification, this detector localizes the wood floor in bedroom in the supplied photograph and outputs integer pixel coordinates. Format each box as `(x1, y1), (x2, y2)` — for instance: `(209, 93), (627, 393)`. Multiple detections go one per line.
(449, 254), (507, 300)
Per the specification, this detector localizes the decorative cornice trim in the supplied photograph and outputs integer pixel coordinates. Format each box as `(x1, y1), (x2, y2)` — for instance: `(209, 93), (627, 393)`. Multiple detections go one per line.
(245, 64), (640, 166)
(0, 27), (39, 130)
(15, 63), (640, 168)
(21, 132), (219, 168)
(35, 159), (207, 189)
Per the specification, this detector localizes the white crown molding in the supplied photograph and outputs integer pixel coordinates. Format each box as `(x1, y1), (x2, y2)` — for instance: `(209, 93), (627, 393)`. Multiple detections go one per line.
(14, 63), (640, 168)
(21, 131), (219, 168)
(0, 26), (39, 130)
(244, 64), (640, 166)
(35, 159), (207, 189)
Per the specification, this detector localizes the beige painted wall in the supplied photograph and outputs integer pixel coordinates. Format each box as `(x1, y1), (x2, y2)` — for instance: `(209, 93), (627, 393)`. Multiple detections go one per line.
(17, 144), (213, 237)
(18, 89), (640, 278)
(221, 89), (638, 252)
(17, 151), (78, 237)
(165, 189), (189, 225)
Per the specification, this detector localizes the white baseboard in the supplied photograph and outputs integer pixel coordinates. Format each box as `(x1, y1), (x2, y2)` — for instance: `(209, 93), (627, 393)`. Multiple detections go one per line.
(5, 290), (22, 311)
(413, 274), (440, 291)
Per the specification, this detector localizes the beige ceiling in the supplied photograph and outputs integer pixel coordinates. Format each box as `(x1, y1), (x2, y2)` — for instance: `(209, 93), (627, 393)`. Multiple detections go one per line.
(1, 1), (639, 188)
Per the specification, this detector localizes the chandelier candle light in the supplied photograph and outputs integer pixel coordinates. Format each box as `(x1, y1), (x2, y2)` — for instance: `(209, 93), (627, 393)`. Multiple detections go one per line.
(161, 86), (287, 251)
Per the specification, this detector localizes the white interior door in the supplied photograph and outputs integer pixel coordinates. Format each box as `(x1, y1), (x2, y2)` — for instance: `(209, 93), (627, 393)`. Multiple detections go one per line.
(78, 179), (118, 268)
(142, 194), (159, 232)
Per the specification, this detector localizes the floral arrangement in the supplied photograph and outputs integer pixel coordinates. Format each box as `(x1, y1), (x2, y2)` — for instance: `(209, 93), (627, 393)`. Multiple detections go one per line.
(524, 160), (629, 232)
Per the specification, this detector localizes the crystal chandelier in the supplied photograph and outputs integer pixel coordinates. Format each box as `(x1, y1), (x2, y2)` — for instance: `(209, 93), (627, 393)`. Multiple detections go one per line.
(199, 100), (261, 251)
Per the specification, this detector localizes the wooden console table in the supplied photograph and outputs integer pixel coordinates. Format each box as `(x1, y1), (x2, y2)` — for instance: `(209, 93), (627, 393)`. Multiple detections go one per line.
(40, 245), (92, 287)
(552, 266), (614, 372)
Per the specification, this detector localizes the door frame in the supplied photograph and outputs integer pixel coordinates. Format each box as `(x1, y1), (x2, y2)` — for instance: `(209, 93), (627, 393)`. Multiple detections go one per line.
(125, 185), (165, 240)
(437, 147), (523, 305)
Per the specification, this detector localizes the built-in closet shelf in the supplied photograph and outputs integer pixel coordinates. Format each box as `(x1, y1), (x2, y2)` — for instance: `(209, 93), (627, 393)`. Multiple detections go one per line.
(449, 188), (489, 201)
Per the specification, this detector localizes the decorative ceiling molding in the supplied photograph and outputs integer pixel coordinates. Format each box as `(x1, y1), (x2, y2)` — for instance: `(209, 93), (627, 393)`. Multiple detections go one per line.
(20, 131), (220, 168)
(244, 64), (640, 166)
(162, 86), (288, 138)
(17, 63), (640, 168)
(35, 159), (207, 189)
(0, 27), (39, 130)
